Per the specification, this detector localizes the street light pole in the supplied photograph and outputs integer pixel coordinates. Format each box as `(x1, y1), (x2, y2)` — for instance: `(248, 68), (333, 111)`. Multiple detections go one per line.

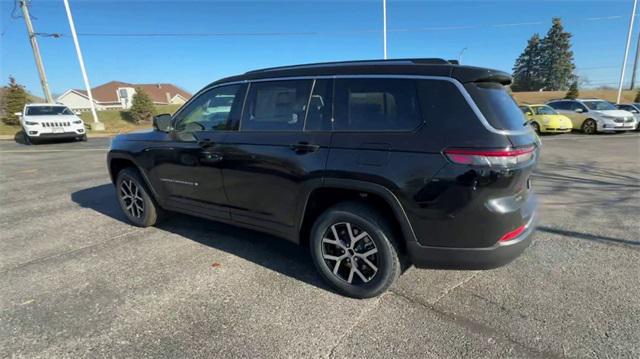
(19, 0), (53, 103)
(617, 0), (638, 104)
(383, 0), (387, 59)
(62, 0), (103, 130)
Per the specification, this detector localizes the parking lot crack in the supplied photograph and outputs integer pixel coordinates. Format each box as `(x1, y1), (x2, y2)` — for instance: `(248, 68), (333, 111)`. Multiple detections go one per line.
(0, 228), (146, 275)
(388, 289), (562, 358)
(327, 294), (385, 359)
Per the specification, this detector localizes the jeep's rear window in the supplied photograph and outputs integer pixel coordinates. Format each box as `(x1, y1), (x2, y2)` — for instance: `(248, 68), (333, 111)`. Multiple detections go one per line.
(464, 82), (527, 131)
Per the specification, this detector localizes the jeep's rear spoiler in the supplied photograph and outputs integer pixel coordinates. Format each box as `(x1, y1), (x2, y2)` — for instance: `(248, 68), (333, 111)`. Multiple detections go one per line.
(450, 66), (512, 86)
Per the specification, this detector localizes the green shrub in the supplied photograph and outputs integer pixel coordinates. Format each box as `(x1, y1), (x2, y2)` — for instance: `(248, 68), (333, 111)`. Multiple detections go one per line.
(2, 76), (30, 126)
(129, 87), (156, 124)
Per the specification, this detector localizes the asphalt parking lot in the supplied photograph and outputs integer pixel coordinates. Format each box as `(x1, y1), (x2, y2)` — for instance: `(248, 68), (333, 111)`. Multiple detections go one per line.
(1, 132), (639, 358)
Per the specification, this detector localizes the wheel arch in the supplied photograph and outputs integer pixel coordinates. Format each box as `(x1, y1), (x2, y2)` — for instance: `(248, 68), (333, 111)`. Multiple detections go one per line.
(107, 152), (160, 200)
(297, 179), (417, 250)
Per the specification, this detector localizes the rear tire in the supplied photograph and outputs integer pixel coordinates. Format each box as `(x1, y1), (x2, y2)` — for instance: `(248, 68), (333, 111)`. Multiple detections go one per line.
(309, 202), (401, 298)
(116, 167), (163, 227)
(582, 119), (597, 134)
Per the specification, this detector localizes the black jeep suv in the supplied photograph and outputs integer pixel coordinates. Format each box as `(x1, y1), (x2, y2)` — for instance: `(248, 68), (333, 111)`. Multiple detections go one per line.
(108, 59), (539, 298)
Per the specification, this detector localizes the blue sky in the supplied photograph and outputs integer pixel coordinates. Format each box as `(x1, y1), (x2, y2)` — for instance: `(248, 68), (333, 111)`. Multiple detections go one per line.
(0, 0), (635, 98)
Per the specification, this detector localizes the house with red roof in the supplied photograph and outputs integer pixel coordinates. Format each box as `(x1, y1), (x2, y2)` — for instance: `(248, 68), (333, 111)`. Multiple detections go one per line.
(57, 81), (191, 111)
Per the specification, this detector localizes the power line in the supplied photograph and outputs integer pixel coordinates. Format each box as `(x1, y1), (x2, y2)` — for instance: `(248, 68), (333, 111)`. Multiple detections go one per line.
(37, 12), (627, 38)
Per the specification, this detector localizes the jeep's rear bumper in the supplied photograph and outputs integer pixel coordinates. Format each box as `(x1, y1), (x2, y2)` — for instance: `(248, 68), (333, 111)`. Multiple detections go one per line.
(407, 213), (536, 270)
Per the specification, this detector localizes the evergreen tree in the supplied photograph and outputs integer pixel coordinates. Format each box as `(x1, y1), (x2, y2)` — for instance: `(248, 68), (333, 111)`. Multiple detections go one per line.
(511, 34), (543, 91)
(635, 88), (640, 102)
(2, 76), (30, 126)
(539, 18), (576, 91)
(129, 87), (156, 124)
(564, 80), (579, 99)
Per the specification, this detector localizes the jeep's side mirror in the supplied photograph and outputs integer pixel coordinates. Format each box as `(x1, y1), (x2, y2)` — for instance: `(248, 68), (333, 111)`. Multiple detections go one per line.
(574, 108), (584, 113)
(153, 113), (173, 132)
(14, 112), (22, 116)
(525, 111), (533, 116)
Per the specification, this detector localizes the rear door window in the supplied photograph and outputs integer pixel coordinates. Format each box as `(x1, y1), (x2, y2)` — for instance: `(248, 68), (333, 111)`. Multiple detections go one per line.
(464, 82), (527, 131)
(305, 79), (333, 131)
(333, 78), (422, 131)
(241, 80), (312, 132)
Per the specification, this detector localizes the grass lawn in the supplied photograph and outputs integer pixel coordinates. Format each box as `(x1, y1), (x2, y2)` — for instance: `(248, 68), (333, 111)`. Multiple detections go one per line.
(0, 104), (182, 137)
(512, 89), (636, 104)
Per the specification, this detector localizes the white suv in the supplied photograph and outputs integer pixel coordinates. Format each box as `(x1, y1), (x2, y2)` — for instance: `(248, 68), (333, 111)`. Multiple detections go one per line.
(18, 104), (87, 143)
(547, 99), (637, 134)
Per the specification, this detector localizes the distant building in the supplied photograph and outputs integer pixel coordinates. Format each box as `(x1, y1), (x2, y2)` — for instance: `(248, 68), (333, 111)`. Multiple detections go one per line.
(57, 81), (191, 111)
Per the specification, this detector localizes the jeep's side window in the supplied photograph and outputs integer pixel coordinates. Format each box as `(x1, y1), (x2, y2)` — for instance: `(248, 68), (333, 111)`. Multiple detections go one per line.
(333, 78), (422, 131)
(174, 84), (243, 132)
(241, 80), (312, 132)
(305, 79), (333, 131)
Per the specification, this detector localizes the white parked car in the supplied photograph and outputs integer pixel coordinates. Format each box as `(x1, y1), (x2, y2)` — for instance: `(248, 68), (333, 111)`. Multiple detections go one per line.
(18, 104), (87, 143)
(546, 99), (637, 134)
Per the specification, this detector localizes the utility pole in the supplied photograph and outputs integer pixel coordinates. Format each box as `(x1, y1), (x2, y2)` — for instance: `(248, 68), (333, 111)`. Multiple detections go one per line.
(382, 0), (387, 59)
(63, 0), (103, 130)
(19, 0), (53, 103)
(630, 33), (640, 90)
(617, 0), (638, 104)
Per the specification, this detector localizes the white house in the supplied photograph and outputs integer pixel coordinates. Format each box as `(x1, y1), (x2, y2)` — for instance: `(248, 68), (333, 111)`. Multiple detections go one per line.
(57, 81), (191, 112)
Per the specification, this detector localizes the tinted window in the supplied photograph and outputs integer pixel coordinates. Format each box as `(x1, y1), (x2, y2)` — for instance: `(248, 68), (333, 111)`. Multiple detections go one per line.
(519, 106), (530, 114)
(26, 106), (73, 116)
(583, 100), (616, 111)
(334, 78), (422, 131)
(548, 101), (570, 110)
(464, 82), (526, 131)
(417, 79), (480, 132)
(618, 104), (638, 113)
(569, 102), (587, 112)
(534, 105), (558, 115)
(242, 80), (312, 131)
(175, 84), (244, 132)
(305, 79), (333, 131)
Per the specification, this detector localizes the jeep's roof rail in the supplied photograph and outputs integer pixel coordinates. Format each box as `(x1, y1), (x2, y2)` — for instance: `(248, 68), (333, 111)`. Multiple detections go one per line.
(206, 59), (512, 90)
(245, 58), (452, 74)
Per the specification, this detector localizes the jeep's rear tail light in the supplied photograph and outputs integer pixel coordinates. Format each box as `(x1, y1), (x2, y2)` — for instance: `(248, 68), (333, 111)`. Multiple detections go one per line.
(444, 145), (536, 168)
(499, 224), (526, 242)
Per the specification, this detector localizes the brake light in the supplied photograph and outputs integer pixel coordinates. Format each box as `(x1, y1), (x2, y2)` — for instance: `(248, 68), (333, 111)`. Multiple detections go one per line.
(499, 224), (526, 242)
(444, 145), (536, 167)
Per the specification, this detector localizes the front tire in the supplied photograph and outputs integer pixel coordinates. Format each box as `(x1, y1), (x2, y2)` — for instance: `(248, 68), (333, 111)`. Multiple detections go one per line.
(530, 122), (541, 134)
(582, 119), (597, 134)
(309, 202), (401, 298)
(116, 167), (162, 227)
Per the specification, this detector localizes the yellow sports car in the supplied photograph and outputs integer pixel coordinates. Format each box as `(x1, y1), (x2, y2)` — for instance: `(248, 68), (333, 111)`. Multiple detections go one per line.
(519, 104), (572, 134)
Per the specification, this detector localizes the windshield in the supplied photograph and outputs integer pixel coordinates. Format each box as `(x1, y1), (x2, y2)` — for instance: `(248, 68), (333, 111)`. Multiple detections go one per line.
(26, 106), (74, 116)
(464, 82), (526, 130)
(583, 101), (616, 111)
(534, 105), (558, 115)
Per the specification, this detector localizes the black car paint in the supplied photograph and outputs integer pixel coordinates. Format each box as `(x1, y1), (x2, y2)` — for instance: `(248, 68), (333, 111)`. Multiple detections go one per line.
(108, 60), (538, 269)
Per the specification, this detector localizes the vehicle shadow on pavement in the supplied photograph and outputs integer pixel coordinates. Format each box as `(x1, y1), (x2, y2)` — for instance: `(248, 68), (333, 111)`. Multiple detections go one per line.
(71, 184), (330, 291)
(537, 226), (640, 248)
